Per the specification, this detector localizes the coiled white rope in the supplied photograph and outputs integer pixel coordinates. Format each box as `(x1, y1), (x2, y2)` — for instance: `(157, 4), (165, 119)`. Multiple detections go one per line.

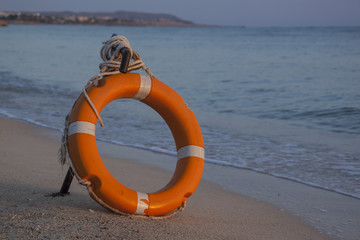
(87, 35), (155, 88)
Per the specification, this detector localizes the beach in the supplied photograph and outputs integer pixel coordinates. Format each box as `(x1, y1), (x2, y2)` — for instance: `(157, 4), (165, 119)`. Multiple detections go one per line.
(1, 25), (360, 240)
(1, 116), (357, 240)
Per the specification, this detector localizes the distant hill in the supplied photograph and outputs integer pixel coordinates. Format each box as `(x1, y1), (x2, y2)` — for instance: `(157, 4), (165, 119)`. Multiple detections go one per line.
(40, 10), (190, 22)
(0, 10), (196, 26)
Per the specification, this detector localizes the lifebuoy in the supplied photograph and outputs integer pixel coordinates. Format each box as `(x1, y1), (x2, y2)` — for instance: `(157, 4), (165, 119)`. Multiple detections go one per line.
(67, 73), (204, 216)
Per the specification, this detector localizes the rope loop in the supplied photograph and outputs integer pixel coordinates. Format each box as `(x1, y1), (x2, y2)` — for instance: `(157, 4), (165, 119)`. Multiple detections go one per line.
(60, 35), (157, 165)
(82, 35), (157, 127)
(61, 35), (156, 165)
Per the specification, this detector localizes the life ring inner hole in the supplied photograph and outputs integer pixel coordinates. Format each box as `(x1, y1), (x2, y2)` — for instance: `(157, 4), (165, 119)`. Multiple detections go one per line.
(95, 99), (177, 193)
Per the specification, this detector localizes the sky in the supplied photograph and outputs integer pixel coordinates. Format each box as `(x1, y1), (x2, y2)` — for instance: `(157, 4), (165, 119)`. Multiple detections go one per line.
(0, 0), (359, 27)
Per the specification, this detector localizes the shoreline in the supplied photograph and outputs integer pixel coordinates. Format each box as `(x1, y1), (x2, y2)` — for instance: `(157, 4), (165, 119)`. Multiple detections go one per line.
(2, 111), (359, 200)
(0, 10), (199, 27)
(1, 21), (202, 27)
(1, 21), (214, 28)
(0, 116), (338, 239)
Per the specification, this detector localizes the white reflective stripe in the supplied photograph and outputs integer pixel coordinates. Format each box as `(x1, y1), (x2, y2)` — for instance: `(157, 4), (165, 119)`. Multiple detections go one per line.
(177, 145), (205, 160)
(133, 75), (152, 100)
(68, 121), (96, 136)
(135, 192), (149, 215)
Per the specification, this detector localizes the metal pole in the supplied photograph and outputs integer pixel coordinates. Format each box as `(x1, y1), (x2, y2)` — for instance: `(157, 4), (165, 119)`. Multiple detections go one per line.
(59, 167), (74, 194)
(46, 167), (74, 197)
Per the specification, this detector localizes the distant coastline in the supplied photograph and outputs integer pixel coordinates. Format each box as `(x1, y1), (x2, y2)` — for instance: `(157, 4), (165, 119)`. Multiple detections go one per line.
(0, 10), (199, 27)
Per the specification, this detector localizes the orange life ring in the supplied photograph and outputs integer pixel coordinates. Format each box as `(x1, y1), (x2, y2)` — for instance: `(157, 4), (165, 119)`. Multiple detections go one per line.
(67, 73), (204, 216)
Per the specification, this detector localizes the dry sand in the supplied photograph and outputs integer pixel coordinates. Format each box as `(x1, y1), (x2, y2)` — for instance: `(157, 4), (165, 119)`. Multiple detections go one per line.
(0, 116), (349, 239)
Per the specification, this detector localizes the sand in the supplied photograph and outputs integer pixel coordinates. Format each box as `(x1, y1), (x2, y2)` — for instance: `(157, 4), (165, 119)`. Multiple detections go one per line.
(0, 116), (353, 239)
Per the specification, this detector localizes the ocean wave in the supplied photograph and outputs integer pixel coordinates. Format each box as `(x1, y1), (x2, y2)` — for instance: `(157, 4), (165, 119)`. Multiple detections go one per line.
(258, 107), (360, 134)
(296, 107), (360, 118)
(0, 71), (79, 98)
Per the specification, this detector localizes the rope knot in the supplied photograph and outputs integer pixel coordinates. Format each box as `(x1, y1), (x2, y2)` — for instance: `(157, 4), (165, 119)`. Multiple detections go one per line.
(87, 34), (155, 88)
(99, 35), (133, 72)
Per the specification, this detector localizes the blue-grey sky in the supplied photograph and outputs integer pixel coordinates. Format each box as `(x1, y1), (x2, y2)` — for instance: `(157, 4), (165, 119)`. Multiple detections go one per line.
(0, 0), (359, 26)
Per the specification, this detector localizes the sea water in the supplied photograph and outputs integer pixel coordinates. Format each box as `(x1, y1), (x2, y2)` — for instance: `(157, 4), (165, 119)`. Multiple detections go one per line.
(0, 25), (359, 198)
